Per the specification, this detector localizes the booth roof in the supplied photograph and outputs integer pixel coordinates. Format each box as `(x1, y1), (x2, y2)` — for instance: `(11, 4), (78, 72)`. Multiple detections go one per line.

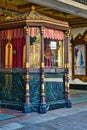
(0, 6), (69, 31)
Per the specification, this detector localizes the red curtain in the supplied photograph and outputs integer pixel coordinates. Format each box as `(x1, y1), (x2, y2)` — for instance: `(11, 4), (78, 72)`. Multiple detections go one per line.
(1, 28), (25, 68)
(12, 37), (17, 68)
(1, 39), (5, 68)
(44, 28), (64, 40)
(30, 27), (64, 40)
(16, 37), (23, 68)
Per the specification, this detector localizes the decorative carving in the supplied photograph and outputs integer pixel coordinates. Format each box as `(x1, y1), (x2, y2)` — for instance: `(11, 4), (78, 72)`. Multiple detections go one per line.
(83, 30), (87, 42)
(71, 30), (87, 82)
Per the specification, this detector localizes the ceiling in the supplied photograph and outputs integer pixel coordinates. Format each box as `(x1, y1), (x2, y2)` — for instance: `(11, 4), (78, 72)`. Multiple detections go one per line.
(0, 0), (87, 28)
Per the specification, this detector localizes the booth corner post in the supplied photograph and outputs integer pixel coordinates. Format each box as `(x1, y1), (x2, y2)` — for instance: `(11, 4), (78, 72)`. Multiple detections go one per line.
(39, 27), (48, 114)
(64, 30), (72, 108)
(65, 68), (72, 108)
(23, 26), (32, 113)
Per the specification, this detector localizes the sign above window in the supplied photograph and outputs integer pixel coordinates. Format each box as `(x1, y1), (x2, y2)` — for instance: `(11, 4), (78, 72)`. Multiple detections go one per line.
(50, 41), (57, 49)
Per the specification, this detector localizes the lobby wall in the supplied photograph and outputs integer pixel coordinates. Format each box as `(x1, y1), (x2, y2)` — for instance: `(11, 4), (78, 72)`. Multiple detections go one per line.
(69, 27), (87, 86)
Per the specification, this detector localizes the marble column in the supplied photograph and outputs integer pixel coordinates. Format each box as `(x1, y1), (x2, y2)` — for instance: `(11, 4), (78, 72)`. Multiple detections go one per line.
(23, 26), (31, 113)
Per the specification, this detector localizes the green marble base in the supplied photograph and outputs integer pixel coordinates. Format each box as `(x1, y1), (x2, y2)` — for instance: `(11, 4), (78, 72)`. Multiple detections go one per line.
(65, 100), (72, 108)
(39, 103), (48, 114)
(23, 103), (32, 113)
(70, 84), (87, 90)
(47, 100), (65, 110)
(0, 69), (66, 113)
(1, 101), (23, 111)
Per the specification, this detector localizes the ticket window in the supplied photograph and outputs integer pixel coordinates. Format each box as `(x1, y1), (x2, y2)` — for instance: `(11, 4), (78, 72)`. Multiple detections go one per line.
(44, 39), (64, 68)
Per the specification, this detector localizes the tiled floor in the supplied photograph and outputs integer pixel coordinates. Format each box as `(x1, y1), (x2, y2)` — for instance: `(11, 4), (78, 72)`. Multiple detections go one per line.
(0, 108), (23, 125)
(0, 108), (23, 117)
(0, 108), (40, 125)
(70, 89), (87, 104)
(0, 89), (87, 126)
(1, 103), (87, 130)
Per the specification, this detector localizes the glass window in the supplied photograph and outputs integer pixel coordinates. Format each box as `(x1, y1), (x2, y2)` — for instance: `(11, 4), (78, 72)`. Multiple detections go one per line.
(44, 39), (64, 68)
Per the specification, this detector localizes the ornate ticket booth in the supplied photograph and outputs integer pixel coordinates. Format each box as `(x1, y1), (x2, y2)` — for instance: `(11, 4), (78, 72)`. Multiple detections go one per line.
(0, 6), (71, 113)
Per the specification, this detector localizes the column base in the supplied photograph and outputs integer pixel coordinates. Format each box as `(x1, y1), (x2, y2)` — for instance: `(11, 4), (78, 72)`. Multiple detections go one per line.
(23, 103), (32, 113)
(65, 100), (72, 108)
(39, 103), (48, 114)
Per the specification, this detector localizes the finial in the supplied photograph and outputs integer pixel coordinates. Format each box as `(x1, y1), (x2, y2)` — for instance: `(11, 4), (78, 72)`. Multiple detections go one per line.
(31, 5), (35, 11)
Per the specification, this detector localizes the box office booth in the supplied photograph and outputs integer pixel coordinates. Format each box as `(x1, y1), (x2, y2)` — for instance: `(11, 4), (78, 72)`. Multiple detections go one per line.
(0, 6), (71, 113)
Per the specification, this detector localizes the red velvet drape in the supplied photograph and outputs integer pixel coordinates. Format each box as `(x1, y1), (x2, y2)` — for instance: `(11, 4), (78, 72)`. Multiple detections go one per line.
(1, 39), (5, 68)
(12, 37), (17, 68)
(16, 37), (23, 68)
(30, 27), (64, 40)
(1, 28), (25, 68)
